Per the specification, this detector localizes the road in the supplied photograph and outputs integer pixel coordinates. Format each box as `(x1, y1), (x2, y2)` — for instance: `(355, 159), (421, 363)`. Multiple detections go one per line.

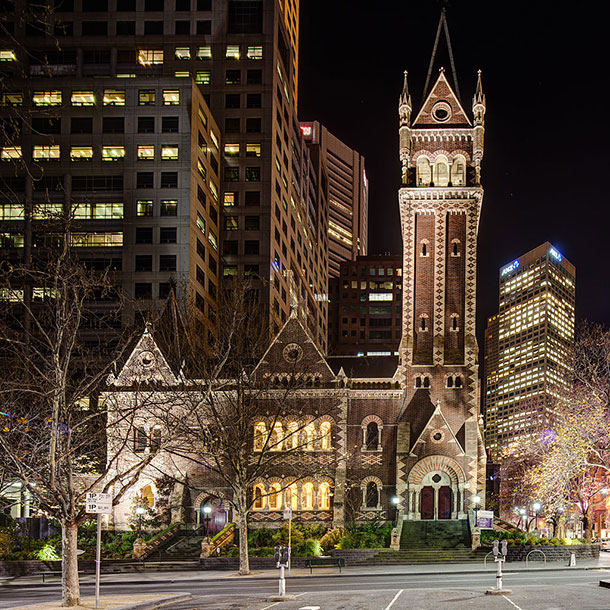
(2, 569), (610, 610)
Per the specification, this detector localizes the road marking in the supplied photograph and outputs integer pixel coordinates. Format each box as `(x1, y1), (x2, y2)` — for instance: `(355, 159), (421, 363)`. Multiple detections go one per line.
(502, 595), (525, 610)
(259, 592), (305, 609)
(384, 589), (404, 610)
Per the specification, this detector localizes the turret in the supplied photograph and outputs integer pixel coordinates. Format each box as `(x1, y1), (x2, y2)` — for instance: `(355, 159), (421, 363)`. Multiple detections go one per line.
(398, 70), (412, 183)
(472, 69), (486, 183)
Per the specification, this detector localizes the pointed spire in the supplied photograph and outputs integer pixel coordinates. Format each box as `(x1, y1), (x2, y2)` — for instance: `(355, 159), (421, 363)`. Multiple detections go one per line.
(474, 69), (484, 105)
(472, 68), (486, 128)
(399, 70), (412, 127)
(401, 70), (411, 104)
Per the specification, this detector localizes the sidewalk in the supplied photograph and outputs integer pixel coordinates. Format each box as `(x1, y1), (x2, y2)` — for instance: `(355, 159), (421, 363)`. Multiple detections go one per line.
(2, 553), (610, 588)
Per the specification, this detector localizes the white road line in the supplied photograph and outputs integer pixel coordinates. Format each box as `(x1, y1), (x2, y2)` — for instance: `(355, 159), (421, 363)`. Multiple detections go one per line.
(259, 603), (280, 610)
(502, 595), (525, 610)
(384, 589), (404, 610)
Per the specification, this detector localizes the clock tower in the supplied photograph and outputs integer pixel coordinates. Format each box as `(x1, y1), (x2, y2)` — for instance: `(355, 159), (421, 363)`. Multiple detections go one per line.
(395, 66), (487, 520)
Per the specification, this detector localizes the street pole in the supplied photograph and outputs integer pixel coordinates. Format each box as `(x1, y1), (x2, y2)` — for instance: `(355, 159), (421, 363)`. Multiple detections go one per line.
(288, 512), (292, 573)
(95, 513), (101, 609)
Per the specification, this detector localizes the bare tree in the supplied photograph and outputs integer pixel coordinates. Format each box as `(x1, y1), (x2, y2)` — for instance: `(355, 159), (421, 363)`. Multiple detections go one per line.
(0, 233), (166, 606)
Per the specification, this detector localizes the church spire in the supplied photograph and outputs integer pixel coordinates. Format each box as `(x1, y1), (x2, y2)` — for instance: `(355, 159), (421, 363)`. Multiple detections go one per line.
(472, 69), (486, 125)
(399, 70), (412, 127)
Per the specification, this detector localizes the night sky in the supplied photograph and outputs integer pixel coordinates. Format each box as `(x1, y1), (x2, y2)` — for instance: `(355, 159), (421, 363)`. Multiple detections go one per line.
(299, 1), (610, 348)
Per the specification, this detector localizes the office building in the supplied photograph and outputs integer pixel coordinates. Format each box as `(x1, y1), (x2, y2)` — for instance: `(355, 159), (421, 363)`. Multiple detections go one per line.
(484, 242), (576, 462)
(300, 121), (368, 278)
(328, 254), (401, 356)
(0, 0), (330, 350)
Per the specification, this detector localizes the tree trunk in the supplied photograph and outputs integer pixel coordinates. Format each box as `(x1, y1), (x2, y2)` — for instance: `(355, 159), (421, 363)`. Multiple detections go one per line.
(237, 508), (250, 575)
(584, 514), (593, 543)
(61, 521), (80, 607)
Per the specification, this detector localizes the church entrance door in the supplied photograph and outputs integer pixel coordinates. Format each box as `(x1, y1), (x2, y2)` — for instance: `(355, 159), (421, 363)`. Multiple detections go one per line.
(438, 486), (452, 519)
(420, 486), (434, 520)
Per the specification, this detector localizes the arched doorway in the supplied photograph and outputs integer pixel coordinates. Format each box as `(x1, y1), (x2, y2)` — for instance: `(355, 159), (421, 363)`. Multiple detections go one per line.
(195, 496), (227, 536)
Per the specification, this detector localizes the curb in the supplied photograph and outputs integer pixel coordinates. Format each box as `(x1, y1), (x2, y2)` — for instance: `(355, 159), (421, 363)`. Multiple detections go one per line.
(113, 593), (192, 610)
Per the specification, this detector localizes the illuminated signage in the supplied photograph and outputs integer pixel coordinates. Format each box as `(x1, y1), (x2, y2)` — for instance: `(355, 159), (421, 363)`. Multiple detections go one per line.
(549, 247), (562, 262)
(501, 260), (520, 276)
(300, 125), (312, 137)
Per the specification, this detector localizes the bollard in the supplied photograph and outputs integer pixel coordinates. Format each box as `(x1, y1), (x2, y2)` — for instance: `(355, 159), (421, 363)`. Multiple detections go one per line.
(569, 552), (576, 567)
(278, 564), (286, 596)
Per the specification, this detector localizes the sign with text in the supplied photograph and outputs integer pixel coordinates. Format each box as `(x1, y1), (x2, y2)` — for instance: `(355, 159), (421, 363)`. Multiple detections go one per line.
(476, 509), (494, 530)
(86, 492), (112, 514)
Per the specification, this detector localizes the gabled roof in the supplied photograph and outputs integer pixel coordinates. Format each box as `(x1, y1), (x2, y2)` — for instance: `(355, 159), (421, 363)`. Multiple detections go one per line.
(399, 389), (436, 448)
(413, 69), (471, 128)
(408, 399), (466, 455)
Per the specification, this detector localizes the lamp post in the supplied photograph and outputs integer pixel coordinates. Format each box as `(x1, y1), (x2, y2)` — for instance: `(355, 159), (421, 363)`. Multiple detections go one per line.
(519, 508), (526, 530)
(472, 495), (481, 527)
(532, 502), (542, 532)
(135, 506), (145, 539)
(203, 505), (212, 537)
(391, 496), (400, 527)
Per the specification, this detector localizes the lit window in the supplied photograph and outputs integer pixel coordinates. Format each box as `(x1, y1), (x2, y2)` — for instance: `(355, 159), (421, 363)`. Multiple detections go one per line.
(137, 200), (153, 217)
(196, 212), (206, 235)
(103, 89), (125, 106)
(224, 216), (238, 230)
(1, 146), (22, 160)
(223, 192), (236, 206)
(195, 71), (211, 84)
(33, 90), (62, 106)
(33, 145), (60, 161)
(285, 482), (298, 510)
(305, 423), (315, 450)
(197, 159), (206, 179)
(318, 482), (330, 509)
(70, 232), (123, 247)
(162, 90), (179, 105)
(0, 204), (24, 220)
(70, 146), (93, 161)
(319, 422), (331, 450)
(269, 423), (283, 452)
(175, 47), (191, 60)
(268, 482), (281, 509)
(302, 482), (314, 509)
(71, 90), (95, 106)
(209, 130), (219, 150)
(102, 146), (126, 161)
(161, 146), (179, 160)
(247, 45), (262, 60)
(138, 89), (156, 106)
(224, 143), (239, 157)
(0, 233), (24, 247)
(208, 229), (217, 250)
(174, 71), (189, 78)
(226, 45), (240, 59)
(138, 49), (164, 65)
(0, 50), (16, 62)
(209, 181), (218, 201)
(253, 483), (265, 509)
(196, 46), (212, 59)
(0, 92), (22, 106)
(73, 203), (123, 219)
(246, 143), (261, 157)
(33, 203), (63, 219)
(138, 145), (155, 161)
(160, 200), (177, 216)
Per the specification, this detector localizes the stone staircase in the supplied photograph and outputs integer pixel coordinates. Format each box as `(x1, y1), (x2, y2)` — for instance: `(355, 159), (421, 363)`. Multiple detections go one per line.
(359, 520), (488, 565)
(145, 530), (204, 563)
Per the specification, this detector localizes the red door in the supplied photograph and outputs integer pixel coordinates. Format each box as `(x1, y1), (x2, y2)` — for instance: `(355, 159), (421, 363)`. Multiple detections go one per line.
(438, 486), (452, 520)
(420, 486), (434, 520)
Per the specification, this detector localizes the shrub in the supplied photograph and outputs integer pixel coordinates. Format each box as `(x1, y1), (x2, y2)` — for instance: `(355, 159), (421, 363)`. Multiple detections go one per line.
(36, 542), (60, 560)
(248, 527), (275, 549)
(320, 527), (346, 552)
(293, 538), (322, 557)
(338, 530), (379, 549)
(272, 524), (304, 546)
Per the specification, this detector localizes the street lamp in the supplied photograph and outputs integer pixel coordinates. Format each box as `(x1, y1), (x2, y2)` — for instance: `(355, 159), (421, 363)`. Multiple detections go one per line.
(472, 495), (481, 527)
(135, 506), (145, 539)
(391, 496), (400, 527)
(519, 508), (526, 530)
(532, 502), (542, 532)
(203, 505), (212, 537)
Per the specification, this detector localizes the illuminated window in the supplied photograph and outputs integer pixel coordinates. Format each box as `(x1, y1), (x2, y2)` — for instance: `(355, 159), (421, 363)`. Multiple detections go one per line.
(73, 203), (123, 219)
(33, 90), (62, 106)
(253, 422), (266, 451)
(70, 232), (123, 247)
(137, 200), (153, 217)
(196, 212), (206, 235)
(197, 159), (206, 179)
(33, 203), (63, 219)
(160, 200), (177, 216)
(71, 90), (95, 106)
(224, 216), (238, 231)
(162, 90), (179, 105)
(208, 229), (217, 250)
(138, 89), (156, 106)
(285, 421), (299, 450)
(196, 45), (212, 59)
(0, 233), (24, 247)
(0, 50), (16, 62)
(33, 145), (60, 161)
(1, 146), (22, 160)
(246, 143), (261, 157)
(209, 181), (218, 202)
(137, 145), (155, 161)
(103, 89), (125, 106)
(285, 483), (298, 510)
(102, 146), (126, 161)
(209, 130), (219, 150)
(253, 483), (265, 509)
(451, 156), (466, 186)
(175, 47), (190, 60)
(0, 204), (24, 220)
(268, 483), (281, 509)
(224, 143), (239, 157)
(319, 421), (331, 450)
(246, 45), (262, 60)
(223, 192), (236, 206)
(138, 49), (164, 65)
(269, 423), (283, 451)
(304, 423), (315, 451)
(174, 71), (189, 78)
(0, 92), (22, 106)
(195, 71), (211, 84)
(161, 146), (179, 161)
(417, 157), (431, 186)
(434, 157), (449, 186)
(70, 146), (93, 161)
(302, 482), (314, 509)
(225, 44), (240, 59)
(318, 482), (330, 510)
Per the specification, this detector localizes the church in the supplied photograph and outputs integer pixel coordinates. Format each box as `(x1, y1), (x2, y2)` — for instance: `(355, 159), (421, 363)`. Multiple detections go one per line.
(105, 63), (487, 536)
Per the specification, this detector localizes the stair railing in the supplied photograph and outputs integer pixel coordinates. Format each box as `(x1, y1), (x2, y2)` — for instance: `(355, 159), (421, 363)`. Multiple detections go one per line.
(208, 522), (235, 556)
(139, 522), (182, 560)
(391, 512), (405, 550)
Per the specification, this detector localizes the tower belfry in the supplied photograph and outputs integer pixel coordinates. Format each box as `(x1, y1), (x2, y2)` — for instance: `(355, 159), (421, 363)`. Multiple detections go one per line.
(395, 12), (487, 521)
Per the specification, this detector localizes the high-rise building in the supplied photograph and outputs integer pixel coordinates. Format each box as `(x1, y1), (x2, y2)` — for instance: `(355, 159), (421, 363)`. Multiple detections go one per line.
(299, 121), (368, 278)
(0, 0), (329, 350)
(484, 242), (576, 462)
(328, 254), (401, 356)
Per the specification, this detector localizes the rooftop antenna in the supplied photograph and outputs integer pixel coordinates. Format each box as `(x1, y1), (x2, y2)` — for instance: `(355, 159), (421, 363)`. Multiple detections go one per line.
(422, 4), (461, 102)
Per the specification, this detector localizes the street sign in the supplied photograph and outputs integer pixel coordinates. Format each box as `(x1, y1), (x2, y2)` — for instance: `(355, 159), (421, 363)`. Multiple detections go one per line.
(86, 492), (112, 515)
(476, 509), (494, 530)
(283, 508), (292, 519)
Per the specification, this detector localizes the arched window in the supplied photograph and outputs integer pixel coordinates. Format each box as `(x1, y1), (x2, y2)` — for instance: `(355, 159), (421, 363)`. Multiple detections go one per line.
(285, 483), (298, 511)
(455, 376), (463, 388)
(451, 314), (459, 331)
(420, 315), (427, 331)
(447, 376), (454, 388)
(451, 157), (466, 186)
(423, 377), (430, 389)
(365, 482), (379, 508)
(140, 485), (155, 508)
(285, 421), (299, 450)
(319, 421), (331, 450)
(318, 482), (331, 510)
(434, 159), (449, 186)
(417, 157), (431, 186)
(415, 376), (422, 388)
(304, 423), (315, 451)
(366, 422), (379, 450)
(302, 482), (314, 509)
(253, 483), (265, 510)
(420, 240), (428, 257)
(150, 426), (162, 452)
(269, 422), (283, 451)
(451, 239), (461, 257)
(134, 427), (148, 453)
(253, 422), (266, 451)
(268, 482), (281, 510)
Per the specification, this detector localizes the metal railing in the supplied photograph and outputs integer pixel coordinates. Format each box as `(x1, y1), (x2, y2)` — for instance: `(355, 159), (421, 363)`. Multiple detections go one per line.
(526, 549), (547, 568)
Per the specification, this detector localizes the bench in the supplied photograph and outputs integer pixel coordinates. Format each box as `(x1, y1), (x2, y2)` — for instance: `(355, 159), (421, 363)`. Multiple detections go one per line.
(304, 557), (345, 574)
(33, 571), (86, 583)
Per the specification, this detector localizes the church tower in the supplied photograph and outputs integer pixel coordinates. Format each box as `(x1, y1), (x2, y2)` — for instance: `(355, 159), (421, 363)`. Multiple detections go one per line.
(395, 57), (487, 520)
